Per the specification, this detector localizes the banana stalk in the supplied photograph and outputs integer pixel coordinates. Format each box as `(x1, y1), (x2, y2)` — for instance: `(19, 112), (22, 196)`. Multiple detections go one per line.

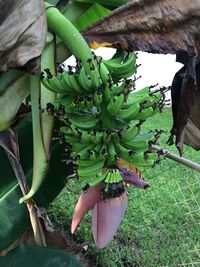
(45, 3), (93, 73)
(19, 75), (48, 203)
(41, 32), (56, 157)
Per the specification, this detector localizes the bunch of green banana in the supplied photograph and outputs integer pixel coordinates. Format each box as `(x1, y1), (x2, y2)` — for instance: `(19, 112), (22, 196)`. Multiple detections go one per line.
(41, 5), (165, 200)
(103, 49), (137, 82)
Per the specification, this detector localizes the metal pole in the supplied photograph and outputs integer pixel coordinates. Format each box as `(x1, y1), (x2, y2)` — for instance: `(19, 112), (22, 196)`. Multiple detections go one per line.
(151, 144), (200, 172)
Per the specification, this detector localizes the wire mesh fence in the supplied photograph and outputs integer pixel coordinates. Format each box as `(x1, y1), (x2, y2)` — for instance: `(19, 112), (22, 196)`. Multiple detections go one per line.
(129, 158), (200, 267)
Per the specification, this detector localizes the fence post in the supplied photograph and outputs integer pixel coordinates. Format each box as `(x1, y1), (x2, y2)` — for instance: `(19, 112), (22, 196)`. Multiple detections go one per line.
(151, 144), (200, 172)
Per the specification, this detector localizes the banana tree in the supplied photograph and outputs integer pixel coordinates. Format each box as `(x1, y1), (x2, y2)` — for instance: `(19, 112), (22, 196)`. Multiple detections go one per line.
(0, 0), (128, 263)
(0, 0), (165, 264)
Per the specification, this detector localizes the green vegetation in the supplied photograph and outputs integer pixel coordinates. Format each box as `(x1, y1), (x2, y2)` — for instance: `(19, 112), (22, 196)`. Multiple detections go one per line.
(49, 108), (200, 266)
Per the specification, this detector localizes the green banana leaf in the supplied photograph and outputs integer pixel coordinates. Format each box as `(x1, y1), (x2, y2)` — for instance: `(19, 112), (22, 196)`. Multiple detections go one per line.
(0, 245), (82, 267)
(74, 3), (111, 31)
(0, 116), (73, 252)
(62, 1), (92, 20)
(74, 0), (130, 7)
(0, 70), (24, 96)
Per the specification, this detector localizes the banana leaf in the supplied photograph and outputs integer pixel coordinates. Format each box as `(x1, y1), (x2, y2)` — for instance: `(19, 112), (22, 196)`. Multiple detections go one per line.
(0, 74), (30, 132)
(0, 245), (82, 267)
(82, 0), (200, 54)
(0, 70), (24, 96)
(0, 0), (46, 73)
(75, 0), (129, 7)
(74, 3), (111, 32)
(0, 116), (73, 252)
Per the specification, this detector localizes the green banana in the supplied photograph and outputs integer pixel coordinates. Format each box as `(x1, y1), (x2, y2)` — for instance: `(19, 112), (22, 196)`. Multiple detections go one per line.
(122, 88), (152, 109)
(107, 93), (125, 116)
(133, 107), (157, 121)
(77, 66), (92, 92)
(77, 158), (105, 179)
(69, 113), (100, 130)
(107, 141), (117, 165)
(41, 75), (55, 92)
(142, 91), (163, 108)
(87, 171), (108, 187)
(128, 86), (150, 99)
(103, 49), (126, 65)
(63, 133), (80, 144)
(121, 133), (155, 151)
(120, 122), (139, 142)
(113, 117), (129, 130)
(93, 91), (103, 110)
(117, 102), (141, 121)
(99, 62), (111, 85)
(103, 83), (112, 102)
(111, 81), (128, 96)
(92, 131), (103, 144)
(89, 61), (103, 90)
(77, 157), (104, 168)
(80, 130), (94, 143)
(72, 142), (95, 159)
(114, 141), (132, 158)
(43, 70), (66, 94)
(67, 72), (85, 94)
(125, 152), (158, 167)
(52, 96), (77, 113)
(103, 52), (136, 81)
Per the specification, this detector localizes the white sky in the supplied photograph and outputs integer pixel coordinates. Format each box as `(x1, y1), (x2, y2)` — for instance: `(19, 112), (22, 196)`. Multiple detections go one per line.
(65, 47), (183, 99)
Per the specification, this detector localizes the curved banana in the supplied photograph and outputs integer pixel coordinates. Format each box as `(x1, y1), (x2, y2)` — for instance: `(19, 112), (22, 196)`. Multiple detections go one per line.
(133, 107), (157, 121)
(89, 62), (103, 90)
(103, 52), (137, 81)
(67, 72), (85, 94)
(107, 94), (125, 116)
(69, 113), (100, 130)
(72, 142), (95, 160)
(120, 122), (139, 142)
(122, 132), (155, 151)
(77, 158), (105, 179)
(117, 102), (140, 121)
(107, 141), (117, 165)
(93, 91), (103, 110)
(77, 66), (92, 92)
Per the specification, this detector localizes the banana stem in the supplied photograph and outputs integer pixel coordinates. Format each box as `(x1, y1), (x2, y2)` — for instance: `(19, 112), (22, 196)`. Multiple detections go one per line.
(41, 33), (56, 158)
(45, 4), (93, 73)
(19, 75), (48, 203)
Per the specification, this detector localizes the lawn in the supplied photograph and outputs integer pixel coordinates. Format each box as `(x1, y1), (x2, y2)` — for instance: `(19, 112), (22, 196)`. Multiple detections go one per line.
(49, 108), (200, 267)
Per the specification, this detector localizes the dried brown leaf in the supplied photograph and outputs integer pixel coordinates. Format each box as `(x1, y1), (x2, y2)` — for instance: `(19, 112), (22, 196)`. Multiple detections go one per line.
(0, 0), (46, 73)
(83, 0), (200, 55)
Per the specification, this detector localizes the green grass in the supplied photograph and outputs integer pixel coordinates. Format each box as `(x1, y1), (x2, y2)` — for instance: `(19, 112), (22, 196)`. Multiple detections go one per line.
(49, 108), (200, 267)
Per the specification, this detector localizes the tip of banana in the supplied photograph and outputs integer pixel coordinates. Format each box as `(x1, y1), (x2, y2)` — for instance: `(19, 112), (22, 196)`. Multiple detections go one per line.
(19, 189), (35, 204)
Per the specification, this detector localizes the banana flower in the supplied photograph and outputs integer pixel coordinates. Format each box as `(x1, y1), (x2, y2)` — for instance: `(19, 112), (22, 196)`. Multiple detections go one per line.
(71, 161), (149, 248)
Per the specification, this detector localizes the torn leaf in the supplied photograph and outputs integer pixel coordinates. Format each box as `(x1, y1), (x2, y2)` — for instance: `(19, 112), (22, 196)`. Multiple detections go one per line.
(0, 0), (46, 73)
